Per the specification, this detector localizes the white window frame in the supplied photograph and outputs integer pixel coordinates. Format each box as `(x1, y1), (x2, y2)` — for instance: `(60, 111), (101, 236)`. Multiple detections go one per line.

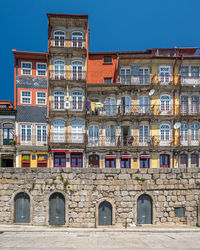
(21, 62), (32, 75)
(36, 125), (47, 144)
(36, 92), (46, 105)
(159, 65), (171, 83)
(36, 63), (47, 76)
(20, 124), (32, 144)
(21, 91), (32, 104)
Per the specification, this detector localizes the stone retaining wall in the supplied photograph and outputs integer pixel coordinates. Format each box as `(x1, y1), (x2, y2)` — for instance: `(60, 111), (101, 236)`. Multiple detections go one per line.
(0, 168), (200, 227)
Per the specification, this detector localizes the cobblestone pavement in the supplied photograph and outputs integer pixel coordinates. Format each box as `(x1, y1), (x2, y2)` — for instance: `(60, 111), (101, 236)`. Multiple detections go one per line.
(0, 231), (200, 249)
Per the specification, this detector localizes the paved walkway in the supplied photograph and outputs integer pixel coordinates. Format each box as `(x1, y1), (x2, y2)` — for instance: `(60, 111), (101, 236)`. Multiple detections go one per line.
(1, 230), (200, 249)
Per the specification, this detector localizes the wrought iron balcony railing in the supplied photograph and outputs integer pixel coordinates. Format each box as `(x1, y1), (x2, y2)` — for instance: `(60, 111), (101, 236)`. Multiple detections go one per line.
(49, 70), (86, 81)
(16, 135), (48, 147)
(49, 133), (85, 144)
(49, 101), (85, 112)
(180, 76), (200, 86)
(49, 39), (86, 49)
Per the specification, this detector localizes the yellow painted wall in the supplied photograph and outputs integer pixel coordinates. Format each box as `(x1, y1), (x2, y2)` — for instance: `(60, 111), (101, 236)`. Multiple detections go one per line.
(152, 154), (158, 168)
(151, 96), (159, 115)
(151, 124), (159, 146)
(174, 155), (179, 168)
(174, 65), (179, 85)
(133, 157), (138, 168)
(174, 129), (179, 146)
(18, 151), (49, 168)
(152, 65), (158, 85)
(174, 94), (179, 115)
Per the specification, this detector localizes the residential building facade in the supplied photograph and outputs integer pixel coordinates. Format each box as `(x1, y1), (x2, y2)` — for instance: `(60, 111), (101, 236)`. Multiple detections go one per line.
(0, 101), (16, 167)
(12, 50), (49, 168)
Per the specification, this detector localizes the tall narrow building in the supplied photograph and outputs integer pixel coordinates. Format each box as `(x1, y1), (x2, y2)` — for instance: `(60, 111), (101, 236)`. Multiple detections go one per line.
(47, 14), (89, 168)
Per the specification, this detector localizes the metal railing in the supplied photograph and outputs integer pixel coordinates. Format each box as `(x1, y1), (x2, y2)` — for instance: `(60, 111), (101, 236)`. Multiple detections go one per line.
(86, 135), (174, 147)
(49, 133), (85, 144)
(50, 101), (85, 111)
(16, 135), (48, 146)
(180, 76), (200, 86)
(49, 39), (86, 49)
(49, 70), (86, 81)
(179, 135), (200, 147)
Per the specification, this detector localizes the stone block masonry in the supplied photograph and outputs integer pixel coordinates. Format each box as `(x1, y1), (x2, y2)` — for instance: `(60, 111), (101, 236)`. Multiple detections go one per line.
(0, 168), (200, 227)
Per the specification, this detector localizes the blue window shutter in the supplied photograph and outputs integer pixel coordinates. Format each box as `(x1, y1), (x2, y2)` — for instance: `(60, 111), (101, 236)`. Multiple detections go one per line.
(132, 66), (138, 76)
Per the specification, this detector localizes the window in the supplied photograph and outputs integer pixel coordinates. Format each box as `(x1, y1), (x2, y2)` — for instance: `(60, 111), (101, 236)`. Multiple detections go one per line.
(37, 154), (48, 168)
(105, 126), (116, 146)
(53, 120), (65, 142)
(54, 153), (66, 168)
(160, 95), (171, 114)
(21, 91), (31, 104)
(89, 154), (99, 168)
(139, 126), (149, 145)
(180, 67), (189, 77)
(121, 96), (131, 114)
(180, 96), (188, 114)
(54, 91), (65, 110)
(159, 66), (171, 83)
(160, 124), (170, 145)
(54, 30), (65, 47)
(191, 153), (198, 168)
(180, 154), (188, 168)
(36, 63), (47, 76)
(88, 126), (99, 146)
(36, 92), (46, 105)
(22, 154), (30, 167)
(54, 60), (65, 79)
(120, 68), (131, 84)
(21, 62), (32, 75)
(180, 124), (188, 145)
(37, 125), (47, 143)
(191, 66), (199, 77)
(3, 123), (14, 145)
(105, 98), (116, 116)
(191, 96), (199, 114)
(21, 124), (31, 143)
(103, 56), (112, 63)
(139, 96), (149, 114)
(139, 68), (150, 84)
(72, 90), (83, 110)
(191, 123), (199, 144)
(71, 120), (83, 142)
(104, 78), (112, 84)
(72, 31), (83, 47)
(140, 155), (150, 168)
(175, 207), (185, 217)
(121, 157), (131, 168)
(72, 61), (83, 80)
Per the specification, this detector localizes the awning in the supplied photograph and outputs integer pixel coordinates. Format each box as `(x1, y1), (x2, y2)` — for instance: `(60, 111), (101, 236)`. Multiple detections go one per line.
(105, 155), (116, 159)
(121, 155), (131, 159)
(52, 149), (84, 153)
(140, 155), (150, 159)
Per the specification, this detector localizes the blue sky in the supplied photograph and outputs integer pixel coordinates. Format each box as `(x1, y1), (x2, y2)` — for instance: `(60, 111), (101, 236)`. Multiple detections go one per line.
(0, 0), (200, 101)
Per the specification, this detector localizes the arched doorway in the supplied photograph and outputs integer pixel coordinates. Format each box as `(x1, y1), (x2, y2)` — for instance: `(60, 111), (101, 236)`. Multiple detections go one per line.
(98, 201), (112, 226)
(49, 193), (65, 225)
(137, 194), (152, 224)
(14, 192), (30, 223)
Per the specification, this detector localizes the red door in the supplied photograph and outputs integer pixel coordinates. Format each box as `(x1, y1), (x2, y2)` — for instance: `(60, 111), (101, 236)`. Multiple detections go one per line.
(140, 158), (150, 168)
(160, 154), (170, 168)
(71, 153), (83, 168)
(105, 158), (116, 168)
(54, 153), (66, 168)
(121, 158), (131, 168)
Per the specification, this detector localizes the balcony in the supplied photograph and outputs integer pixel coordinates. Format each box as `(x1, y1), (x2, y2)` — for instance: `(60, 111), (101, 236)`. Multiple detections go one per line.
(179, 135), (200, 147)
(49, 39), (86, 49)
(50, 101), (85, 112)
(180, 76), (200, 86)
(87, 104), (179, 117)
(49, 70), (86, 81)
(16, 135), (47, 147)
(86, 135), (175, 147)
(49, 133), (85, 144)
(119, 74), (175, 85)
